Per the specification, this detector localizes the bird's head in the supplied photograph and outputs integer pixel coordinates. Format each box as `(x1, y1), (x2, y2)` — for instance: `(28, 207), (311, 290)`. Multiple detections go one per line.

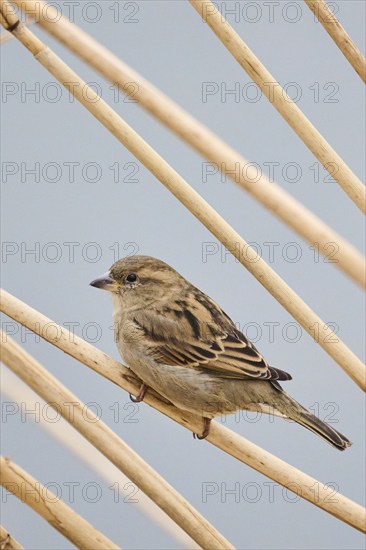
(90, 255), (187, 308)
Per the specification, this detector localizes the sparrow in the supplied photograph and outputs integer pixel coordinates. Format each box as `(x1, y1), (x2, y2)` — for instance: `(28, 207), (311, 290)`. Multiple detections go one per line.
(90, 255), (351, 450)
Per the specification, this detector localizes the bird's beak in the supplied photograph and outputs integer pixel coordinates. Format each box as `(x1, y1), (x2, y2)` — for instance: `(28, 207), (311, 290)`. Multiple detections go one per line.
(89, 271), (119, 291)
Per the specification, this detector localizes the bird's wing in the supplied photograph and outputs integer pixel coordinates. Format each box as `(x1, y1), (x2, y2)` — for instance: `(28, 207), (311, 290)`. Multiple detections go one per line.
(132, 294), (289, 381)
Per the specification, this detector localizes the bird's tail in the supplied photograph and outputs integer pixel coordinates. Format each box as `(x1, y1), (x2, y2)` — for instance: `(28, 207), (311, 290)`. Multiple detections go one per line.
(292, 409), (352, 451)
(273, 392), (352, 451)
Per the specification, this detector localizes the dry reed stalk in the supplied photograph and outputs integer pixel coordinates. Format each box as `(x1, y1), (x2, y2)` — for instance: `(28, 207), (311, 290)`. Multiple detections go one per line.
(0, 369), (198, 549)
(189, 0), (366, 214)
(0, 12), (33, 43)
(0, 12), (365, 388)
(1, 303), (365, 533)
(304, 0), (366, 83)
(0, 334), (235, 550)
(8, 0), (365, 288)
(0, 527), (23, 550)
(0, 457), (121, 549)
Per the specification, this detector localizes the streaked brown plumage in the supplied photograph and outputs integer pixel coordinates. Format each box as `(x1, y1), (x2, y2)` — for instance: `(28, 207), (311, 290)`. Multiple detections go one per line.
(90, 255), (351, 450)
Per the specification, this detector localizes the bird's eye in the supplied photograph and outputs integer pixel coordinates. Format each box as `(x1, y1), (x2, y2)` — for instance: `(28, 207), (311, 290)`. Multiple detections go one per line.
(126, 273), (137, 283)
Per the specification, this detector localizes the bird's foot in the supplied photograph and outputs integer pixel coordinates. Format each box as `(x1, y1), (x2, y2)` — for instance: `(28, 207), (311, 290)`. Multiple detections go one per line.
(129, 383), (148, 403)
(193, 418), (211, 440)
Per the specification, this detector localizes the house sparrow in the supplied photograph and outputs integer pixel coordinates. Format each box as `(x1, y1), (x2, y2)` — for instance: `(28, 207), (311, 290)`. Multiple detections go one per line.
(90, 255), (351, 450)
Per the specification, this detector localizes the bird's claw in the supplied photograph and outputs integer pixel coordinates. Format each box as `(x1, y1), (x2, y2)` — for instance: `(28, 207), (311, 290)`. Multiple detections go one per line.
(129, 383), (147, 403)
(193, 418), (211, 440)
